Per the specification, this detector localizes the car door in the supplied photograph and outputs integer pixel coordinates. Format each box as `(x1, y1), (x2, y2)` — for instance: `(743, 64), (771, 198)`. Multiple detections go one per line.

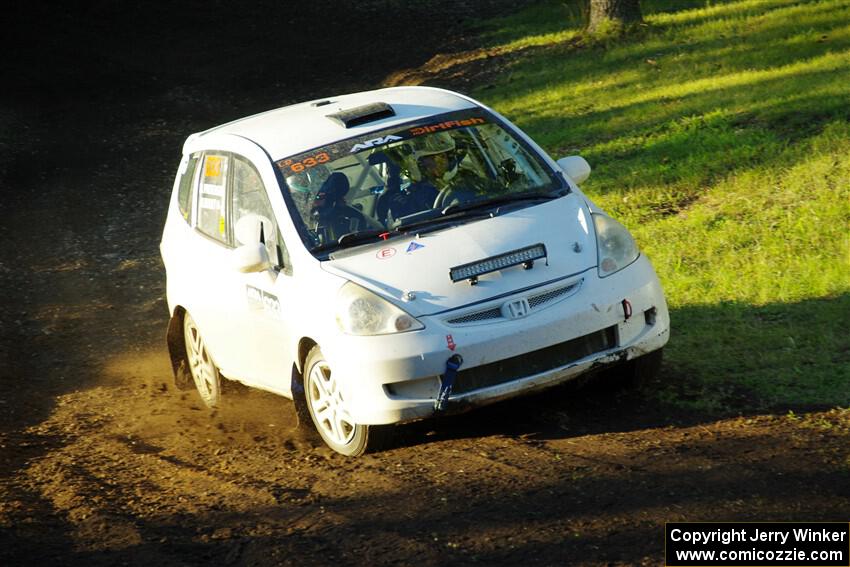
(181, 151), (249, 377)
(229, 154), (294, 393)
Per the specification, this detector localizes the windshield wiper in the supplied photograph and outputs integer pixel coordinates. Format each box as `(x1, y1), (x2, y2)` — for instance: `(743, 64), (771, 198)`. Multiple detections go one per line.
(393, 208), (493, 234)
(310, 228), (391, 254)
(440, 191), (561, 217)
(337, 228), (391, 247)
(391, 192), (559, 233)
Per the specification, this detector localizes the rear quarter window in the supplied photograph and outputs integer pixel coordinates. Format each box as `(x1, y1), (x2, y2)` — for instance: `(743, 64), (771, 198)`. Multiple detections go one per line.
(177, 153), (200, 222)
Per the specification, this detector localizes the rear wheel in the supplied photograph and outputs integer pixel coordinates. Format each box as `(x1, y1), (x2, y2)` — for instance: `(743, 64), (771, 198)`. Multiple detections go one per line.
(303, 346), (388, 456)
(183, 313), (222, 408)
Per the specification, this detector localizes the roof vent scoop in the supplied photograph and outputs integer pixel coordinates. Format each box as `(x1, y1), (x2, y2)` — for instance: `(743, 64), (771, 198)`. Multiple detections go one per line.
(326, 102), (396, 128)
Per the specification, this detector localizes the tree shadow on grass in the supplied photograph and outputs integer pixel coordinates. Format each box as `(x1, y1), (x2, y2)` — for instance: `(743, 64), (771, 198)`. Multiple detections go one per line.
(409, 2), (850, 206)
(511, 73), (848, 197)
(499, 0), (850, 98)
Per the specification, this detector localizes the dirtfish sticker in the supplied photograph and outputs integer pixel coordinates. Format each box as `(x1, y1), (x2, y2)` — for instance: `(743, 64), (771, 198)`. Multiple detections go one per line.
(410, 117), (485, 136)
(406, 241), (425, 254)
(246, 285), (281, 317)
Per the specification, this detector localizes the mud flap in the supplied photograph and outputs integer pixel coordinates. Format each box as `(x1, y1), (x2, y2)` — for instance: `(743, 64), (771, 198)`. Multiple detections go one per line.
(166, 311), (193, 391)
(290, 364), (315, 432)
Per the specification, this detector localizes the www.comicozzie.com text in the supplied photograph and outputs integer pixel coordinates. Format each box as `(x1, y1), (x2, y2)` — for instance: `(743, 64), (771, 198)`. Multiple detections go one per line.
(670, 527), (847, 546)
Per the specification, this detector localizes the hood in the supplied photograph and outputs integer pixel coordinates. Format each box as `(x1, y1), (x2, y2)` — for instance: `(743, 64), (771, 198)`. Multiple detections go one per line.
(321, 195), (597, 317)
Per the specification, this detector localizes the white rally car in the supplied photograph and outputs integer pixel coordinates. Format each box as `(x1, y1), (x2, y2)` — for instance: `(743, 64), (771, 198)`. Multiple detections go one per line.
(160, 87), (669, 456)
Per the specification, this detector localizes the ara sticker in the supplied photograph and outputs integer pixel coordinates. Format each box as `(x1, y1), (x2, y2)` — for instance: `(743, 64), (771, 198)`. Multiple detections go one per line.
(446, 334), (456, 351)
(376, 247), (396, 259)
(350, 135), (403, 153)
(406, 241), (425, 253)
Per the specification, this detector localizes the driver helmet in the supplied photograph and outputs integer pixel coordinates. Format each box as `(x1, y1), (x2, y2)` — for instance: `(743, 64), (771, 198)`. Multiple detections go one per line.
(410, 132), (459, 184)
(286, 167), (329, 217)
(286, 167), (329, 195)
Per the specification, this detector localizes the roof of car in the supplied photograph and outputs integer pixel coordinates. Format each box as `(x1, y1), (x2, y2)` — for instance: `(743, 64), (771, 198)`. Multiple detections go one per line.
(191, 87), (479, 161)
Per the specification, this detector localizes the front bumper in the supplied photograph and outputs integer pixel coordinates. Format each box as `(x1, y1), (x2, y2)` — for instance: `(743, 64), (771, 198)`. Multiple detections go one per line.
(323, 256), (669, 425)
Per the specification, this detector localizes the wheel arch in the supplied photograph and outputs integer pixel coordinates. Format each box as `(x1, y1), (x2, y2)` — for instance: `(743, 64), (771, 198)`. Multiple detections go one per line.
(296, 337), (318, 376)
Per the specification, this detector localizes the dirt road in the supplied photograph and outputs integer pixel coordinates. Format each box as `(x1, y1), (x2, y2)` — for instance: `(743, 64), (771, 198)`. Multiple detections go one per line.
(2, 2), (848, 565)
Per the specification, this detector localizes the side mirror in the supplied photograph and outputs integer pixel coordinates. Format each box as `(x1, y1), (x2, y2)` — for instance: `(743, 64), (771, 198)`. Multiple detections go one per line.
(234, 213), (273, 246)
(556, 156), (591, 185)
(234, 243), (271, 273)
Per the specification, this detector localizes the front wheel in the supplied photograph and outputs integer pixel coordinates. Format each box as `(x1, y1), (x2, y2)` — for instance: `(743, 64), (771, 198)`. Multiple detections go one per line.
(303, 346), (388, 456)
(625, 348), (663, 388)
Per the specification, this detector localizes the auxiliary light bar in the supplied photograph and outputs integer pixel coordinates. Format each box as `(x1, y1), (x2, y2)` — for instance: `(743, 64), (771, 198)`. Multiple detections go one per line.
(449, 243), (547, 284)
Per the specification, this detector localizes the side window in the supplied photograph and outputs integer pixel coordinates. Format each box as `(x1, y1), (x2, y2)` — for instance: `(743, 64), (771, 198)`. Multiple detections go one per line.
(176, 153), (200, 223)
(232, 156), (290, 271)
(197, 153), (230, 243)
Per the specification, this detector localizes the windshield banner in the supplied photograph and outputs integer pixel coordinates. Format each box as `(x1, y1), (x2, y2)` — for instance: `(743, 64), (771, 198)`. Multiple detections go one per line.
(277, 110), (489, 175)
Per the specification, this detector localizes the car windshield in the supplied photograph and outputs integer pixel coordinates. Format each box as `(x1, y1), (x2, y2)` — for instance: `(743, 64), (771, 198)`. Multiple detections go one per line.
(276, 110), (566, 256)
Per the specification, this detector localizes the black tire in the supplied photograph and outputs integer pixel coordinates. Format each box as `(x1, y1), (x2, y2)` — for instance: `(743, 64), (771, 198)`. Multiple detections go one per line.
(303, 346), (391, 456)
(624, 348), (663, 389)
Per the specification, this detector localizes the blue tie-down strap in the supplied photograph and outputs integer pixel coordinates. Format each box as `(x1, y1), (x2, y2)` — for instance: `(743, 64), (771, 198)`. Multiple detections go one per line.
(435, 354), (463, 411)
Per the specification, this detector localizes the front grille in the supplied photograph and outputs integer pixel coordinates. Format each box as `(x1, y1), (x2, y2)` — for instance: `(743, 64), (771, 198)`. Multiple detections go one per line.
(445, 279), (582, 326)
(446, 307), (502, 325)
(528, 281), (579, 308)
(452, 326), (616, 395)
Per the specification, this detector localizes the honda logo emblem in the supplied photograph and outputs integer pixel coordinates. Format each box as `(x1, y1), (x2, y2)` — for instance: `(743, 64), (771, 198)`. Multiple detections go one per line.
(501, 298), (530, 319)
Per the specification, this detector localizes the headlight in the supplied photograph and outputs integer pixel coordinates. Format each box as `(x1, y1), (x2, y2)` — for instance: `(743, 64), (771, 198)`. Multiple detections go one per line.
(592, 213), (639, 277)
(336, 282), (424, 335)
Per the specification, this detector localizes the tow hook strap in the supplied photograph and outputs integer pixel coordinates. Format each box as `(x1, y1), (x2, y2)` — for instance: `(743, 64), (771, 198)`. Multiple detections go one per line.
(435, 354), (463, 411)
(622, 298), (632, 320)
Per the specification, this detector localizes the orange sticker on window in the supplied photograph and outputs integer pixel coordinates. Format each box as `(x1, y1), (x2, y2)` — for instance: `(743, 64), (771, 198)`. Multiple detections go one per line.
(286, 152), (330, 173)
(410, 117), (486, 136)
(205, 156), (223, 178)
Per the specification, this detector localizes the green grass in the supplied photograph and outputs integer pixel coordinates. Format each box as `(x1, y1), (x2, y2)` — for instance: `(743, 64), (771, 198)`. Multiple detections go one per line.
(474, 0), (850, 412)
